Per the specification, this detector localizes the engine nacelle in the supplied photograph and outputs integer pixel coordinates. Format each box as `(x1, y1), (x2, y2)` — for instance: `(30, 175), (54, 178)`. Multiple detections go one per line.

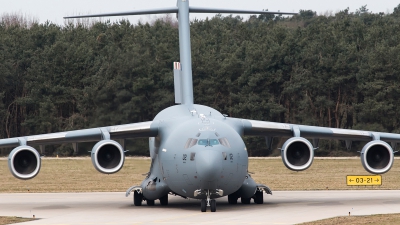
(361, 140), (394, 174)
(8, 146), (41, 180)
(91, 140), (125, 174)
(281, 137), (314, 171)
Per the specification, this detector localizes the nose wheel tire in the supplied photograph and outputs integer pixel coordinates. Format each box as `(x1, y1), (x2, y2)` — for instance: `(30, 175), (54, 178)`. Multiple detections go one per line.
(133, 191), (143, 206)
(201, 199), (207, 212)
(210, 199), (216, 212)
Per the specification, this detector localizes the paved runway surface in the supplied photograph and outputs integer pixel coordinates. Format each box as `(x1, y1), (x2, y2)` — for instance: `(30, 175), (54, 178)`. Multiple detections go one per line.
(2, 191), (400, 225)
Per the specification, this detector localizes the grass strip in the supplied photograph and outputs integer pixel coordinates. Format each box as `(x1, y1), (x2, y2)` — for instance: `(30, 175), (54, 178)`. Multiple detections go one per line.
(299, 213), (400, 225)
(0, 216), (34, 225)
(1, 158), (399, 192)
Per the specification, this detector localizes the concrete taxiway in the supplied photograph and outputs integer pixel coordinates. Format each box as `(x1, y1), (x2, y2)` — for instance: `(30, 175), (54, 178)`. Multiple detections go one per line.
(1, 191), (400, 224)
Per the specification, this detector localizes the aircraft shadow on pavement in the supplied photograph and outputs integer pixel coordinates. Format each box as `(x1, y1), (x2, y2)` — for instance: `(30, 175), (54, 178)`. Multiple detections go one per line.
(118, 198), (300, 212)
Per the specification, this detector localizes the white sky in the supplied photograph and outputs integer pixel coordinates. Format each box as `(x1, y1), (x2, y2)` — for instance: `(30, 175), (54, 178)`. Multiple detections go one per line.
(0, 0), (398, 25)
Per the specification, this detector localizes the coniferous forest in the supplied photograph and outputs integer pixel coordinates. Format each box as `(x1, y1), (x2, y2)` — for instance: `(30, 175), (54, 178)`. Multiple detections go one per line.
(1, 5), (400, 156)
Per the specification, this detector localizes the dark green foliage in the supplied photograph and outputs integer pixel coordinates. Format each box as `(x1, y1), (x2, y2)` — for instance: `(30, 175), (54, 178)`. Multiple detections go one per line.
(1, 8), (400, 156)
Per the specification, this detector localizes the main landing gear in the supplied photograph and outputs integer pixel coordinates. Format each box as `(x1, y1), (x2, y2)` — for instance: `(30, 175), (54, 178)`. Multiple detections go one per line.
(133, 190), (168, 206)
(134, 191), (143, 206)
(159, 194), (168, 205)
(239, 190), (263, 204)
(227, 185), (272, 205)
(253, 190), (263, 204)
(227, 191), (262, 205)
(228, 194), (238, 204)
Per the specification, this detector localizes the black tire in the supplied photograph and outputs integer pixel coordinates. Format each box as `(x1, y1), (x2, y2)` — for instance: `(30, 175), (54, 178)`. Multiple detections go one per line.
(147, 199), (155, 206)
(134, 191), (143, 206)
(254, 191), (264, 204)
(210, 199), (216, 212)
(228, 194), (238, 204)
(159, 194), (168, 206)
(241, 197), (251, 204)
(201, 199), (207, 212)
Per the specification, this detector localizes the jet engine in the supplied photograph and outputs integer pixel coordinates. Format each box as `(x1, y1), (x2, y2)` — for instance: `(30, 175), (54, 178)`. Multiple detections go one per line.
(361, 140), (394, 174)
(91, 140), (125, 174)
(8, 146), (41, 180)
(281, 137), (314, 171)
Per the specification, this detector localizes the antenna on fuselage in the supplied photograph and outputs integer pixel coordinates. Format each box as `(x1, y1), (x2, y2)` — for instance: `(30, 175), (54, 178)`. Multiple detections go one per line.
(64, 0), (297, 106)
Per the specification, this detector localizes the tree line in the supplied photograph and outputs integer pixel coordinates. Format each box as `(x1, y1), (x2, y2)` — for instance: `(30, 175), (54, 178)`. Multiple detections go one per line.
(1, 5), (400, 156)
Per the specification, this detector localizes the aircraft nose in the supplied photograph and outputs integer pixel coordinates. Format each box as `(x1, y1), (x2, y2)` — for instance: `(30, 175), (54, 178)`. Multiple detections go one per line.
(195, 150), (222, 182)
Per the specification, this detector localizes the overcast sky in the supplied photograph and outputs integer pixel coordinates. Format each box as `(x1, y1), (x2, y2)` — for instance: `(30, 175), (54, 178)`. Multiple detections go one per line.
(0, 0), (399, 25)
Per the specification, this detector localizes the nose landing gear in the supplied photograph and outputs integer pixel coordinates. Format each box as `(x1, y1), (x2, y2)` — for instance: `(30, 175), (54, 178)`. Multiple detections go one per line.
(196, 189), (222, 212)
(200, 195), (217, 212)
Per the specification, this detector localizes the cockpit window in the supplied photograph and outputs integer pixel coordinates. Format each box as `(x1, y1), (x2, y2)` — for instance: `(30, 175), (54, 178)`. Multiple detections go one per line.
(210, 139), (219, 145)
(198, 139), (208, 146)
(184, 138), (229, 149)
(198, 139), (219, 146)
(219, 138), (231, 148)
(184, 138), (198, 149)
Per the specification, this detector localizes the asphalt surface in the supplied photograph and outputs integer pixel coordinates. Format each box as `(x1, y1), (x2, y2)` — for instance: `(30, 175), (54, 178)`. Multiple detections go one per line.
(1, 191), (400, 225)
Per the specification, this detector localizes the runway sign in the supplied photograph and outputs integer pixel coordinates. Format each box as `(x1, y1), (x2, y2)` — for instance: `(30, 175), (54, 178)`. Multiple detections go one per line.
(346, 175), (382, 186)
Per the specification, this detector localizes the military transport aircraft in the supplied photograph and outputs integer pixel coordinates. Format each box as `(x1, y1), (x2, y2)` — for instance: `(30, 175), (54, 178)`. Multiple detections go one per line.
(1, 0), (398, 213)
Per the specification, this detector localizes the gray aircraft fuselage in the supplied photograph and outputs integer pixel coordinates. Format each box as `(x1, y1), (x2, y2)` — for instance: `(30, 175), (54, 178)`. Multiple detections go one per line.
(144, 104), (248, 200)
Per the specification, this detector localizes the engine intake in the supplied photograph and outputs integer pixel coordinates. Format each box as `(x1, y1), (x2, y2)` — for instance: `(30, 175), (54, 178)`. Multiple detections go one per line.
(361, 140), (393, 174)
(8, 146), (41, 180)
(281, 137), (314, 171)
(91, 140), (125, 174)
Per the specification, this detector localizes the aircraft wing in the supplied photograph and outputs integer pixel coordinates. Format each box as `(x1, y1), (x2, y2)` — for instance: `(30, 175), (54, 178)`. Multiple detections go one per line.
(241, 119), (400, 143)
(238, 119), (398, 174)
(0, 121), (158, 148)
